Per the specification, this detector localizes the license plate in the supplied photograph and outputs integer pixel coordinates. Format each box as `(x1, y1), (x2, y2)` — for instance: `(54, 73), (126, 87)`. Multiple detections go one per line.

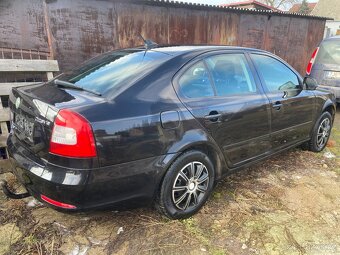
(324, 71), (340, 80)
(14, 113), (34, 140)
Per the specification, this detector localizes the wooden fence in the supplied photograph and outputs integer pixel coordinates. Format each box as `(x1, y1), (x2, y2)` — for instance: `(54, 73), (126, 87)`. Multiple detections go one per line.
(0, 48), (59, 158)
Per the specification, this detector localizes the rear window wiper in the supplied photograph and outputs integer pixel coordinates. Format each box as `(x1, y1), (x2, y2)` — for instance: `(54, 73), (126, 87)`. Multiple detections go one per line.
(53, 79), (101, 96)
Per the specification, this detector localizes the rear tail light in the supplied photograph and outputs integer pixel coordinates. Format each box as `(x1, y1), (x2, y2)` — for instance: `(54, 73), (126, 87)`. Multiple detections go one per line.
(306, 47), (319, 75)
(41, 194), (77, 209)
(49, 109), (97, 158)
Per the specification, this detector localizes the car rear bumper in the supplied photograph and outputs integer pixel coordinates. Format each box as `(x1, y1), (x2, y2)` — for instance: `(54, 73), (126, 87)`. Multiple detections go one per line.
(318, 85), (340, 102)
(7, 133), (169, 211)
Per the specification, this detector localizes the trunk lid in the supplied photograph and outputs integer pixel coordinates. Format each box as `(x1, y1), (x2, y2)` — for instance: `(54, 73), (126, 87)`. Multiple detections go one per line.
(9, 82), (104, 161)
(312, 38), (340, 87)
(312, 63), (340, 87)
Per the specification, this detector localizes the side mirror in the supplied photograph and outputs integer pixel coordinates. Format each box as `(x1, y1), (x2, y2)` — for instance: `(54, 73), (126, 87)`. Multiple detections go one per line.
(303, 77), (318, 90)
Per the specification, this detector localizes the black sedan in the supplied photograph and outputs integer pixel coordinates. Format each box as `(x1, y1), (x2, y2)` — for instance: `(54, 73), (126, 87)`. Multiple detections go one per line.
(5, 45), (336, 219)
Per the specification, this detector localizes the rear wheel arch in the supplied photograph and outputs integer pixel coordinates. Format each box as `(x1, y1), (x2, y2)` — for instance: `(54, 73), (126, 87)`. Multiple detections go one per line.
(155, 141), (226, 197)
(173, 142), (226, 181)
(181, 143), (224, 180)
(323, 104), (335, 121)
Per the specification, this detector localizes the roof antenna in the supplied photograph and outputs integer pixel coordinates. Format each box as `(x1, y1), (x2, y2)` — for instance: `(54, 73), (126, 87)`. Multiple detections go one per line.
(139, 34), (158, 50)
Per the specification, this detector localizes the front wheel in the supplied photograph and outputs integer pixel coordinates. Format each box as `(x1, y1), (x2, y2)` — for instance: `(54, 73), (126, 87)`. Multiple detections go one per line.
(308, 111), (333, 152)
(156, 150), (215, 219)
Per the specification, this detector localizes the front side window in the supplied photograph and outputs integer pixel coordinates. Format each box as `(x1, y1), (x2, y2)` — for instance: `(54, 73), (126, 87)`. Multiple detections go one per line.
(251, 54), (300, 92)
(179, 61), (214, 98)
(205, 54), (257, 96)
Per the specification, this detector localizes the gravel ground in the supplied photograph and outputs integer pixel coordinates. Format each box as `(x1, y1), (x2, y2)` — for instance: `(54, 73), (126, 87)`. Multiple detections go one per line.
(1, 109), (340, 255)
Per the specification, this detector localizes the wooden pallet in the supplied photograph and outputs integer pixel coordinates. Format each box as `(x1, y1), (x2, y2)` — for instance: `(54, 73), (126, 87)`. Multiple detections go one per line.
(0, 56), (59, 159)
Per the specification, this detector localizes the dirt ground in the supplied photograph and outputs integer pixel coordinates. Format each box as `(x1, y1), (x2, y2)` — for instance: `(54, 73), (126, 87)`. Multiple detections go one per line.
(1, 110), (340, 255)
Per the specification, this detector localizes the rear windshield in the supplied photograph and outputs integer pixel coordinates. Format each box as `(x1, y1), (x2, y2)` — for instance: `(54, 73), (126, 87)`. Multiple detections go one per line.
(54, 49), (171, 95)
(316, 40), (340, 65)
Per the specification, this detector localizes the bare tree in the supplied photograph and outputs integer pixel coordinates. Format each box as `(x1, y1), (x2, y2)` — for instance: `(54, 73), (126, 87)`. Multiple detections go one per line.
(258, 0), (299, 10)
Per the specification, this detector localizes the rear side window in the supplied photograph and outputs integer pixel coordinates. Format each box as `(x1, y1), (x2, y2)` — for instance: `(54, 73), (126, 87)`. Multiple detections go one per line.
(316, 40), (340, 65)
(205, 54), (257, 96)
(251, 54), (300, 92)
(179, 61), (215, 98)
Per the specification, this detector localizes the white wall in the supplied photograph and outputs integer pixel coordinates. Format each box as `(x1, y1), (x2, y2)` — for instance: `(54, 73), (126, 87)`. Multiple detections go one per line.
(324, 21), (340, 38)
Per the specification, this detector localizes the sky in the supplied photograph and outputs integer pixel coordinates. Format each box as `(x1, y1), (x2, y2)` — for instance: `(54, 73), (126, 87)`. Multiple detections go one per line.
(184, 0), (317, 10)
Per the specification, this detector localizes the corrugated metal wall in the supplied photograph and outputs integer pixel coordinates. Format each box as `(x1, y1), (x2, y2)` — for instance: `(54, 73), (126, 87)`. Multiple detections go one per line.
(0, 0), (327, 74)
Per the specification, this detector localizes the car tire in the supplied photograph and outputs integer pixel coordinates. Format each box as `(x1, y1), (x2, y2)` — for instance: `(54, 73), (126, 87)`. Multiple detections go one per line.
(156, 150), (215, 219)
(308, 111), (333, 152)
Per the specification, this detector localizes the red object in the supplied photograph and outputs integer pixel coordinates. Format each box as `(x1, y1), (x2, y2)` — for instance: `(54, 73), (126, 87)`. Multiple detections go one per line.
(41, 194), (77, 209)
(306, 47), (319, 75)
(49, 109), (97, 158)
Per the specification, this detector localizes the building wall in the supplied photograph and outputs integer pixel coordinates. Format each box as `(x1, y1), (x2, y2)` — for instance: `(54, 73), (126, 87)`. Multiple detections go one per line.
(311, 0), (340, 39)
(324, 21), (340, 38)
(312, 0), (340, 21)
(0, 0), (326, 75)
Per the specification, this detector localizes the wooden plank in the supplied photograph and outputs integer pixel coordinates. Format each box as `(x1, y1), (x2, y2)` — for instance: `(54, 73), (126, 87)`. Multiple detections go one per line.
(0, 108), (10, 122)
(46, 71), (54, 80)
(0, 95), (9, 156)
(0, 82), (38, 96)
(0, 134), (8, 147)
(0, 122), (8, 135)
(0, 59), (59, 72)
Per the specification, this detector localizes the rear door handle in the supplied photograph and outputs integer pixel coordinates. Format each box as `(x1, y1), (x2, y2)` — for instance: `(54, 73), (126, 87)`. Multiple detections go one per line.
(204, 111), (221, 123)
(272, 101), (283, 110)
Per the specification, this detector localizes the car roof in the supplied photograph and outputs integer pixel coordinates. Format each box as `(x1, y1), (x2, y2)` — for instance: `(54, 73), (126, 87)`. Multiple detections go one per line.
(323, 36), (340, 42)
(150, 45), (265, 56)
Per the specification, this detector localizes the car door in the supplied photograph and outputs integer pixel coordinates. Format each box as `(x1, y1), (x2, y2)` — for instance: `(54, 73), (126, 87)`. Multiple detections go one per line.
(174, 51), (271, 168)
(249, 53), (315, 150)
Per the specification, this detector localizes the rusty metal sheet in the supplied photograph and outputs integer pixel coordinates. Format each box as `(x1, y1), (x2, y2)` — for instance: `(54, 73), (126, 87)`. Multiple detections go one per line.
(238, 14), (268, 49)
(168, 8), (208, 44)
(0, 0), (327, 75)
(284, 17), (310, 74)
(46, 0), (119, 71)
(116, 3), (168, 48)
(207, 11), (239, 45)
(262, 15), (291, 60)
(140, 5), (169, 45)
(0, 0), (48, 51)
(116, 3), (146, 48)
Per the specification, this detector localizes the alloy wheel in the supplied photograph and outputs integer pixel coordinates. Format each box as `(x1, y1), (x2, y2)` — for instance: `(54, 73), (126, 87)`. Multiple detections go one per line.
(172, 161), (209, 210)
(317, 117), (331, 148)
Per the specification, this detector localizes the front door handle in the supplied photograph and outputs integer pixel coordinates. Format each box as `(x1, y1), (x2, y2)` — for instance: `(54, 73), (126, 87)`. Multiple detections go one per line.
(272, 101), (283, 110)
(204, 111), (221, 123)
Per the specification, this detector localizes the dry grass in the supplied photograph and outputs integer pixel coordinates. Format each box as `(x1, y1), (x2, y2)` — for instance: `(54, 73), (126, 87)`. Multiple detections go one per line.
(1, 111), (340, 255)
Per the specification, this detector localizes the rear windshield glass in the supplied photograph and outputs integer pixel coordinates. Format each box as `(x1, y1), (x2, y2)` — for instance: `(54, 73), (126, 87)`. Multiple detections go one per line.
(54, 49), (171, 95)
(316, 40), (340, 65)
